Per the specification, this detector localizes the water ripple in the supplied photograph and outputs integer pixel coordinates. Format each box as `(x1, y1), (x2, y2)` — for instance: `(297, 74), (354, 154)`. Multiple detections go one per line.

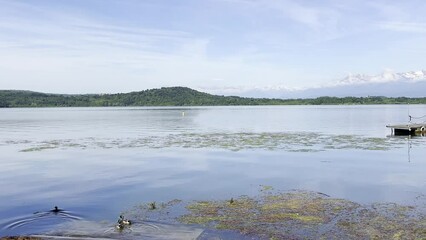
(0, 208), (83, 234)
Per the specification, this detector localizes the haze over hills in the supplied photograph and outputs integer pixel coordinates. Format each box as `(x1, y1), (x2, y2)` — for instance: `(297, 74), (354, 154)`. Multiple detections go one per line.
(1, 69), (425, 108)
(203, 70), (426, 99)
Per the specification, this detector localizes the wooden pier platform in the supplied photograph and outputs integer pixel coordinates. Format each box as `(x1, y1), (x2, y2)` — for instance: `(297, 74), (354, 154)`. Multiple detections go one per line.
(386, 123), (426, 135)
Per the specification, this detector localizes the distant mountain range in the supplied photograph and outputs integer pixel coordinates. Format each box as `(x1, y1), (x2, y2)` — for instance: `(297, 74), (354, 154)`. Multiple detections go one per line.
(204, 70), (426, 98)
(309, 70), (426, 98)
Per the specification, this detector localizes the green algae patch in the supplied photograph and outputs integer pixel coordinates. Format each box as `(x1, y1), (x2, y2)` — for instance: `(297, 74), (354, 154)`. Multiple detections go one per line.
(175, 191), (426, 239)
(335, 202), (426, 240)
(20, 145), (58, 152)
(12, 131), (410, 152)
(180, 197), (258, 229)
(122, 190), (425, 239)
(258, 212), (322, 223)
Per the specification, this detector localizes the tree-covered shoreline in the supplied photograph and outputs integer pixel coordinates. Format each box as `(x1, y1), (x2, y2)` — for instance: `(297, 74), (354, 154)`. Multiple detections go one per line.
(0, 87), (425, 108)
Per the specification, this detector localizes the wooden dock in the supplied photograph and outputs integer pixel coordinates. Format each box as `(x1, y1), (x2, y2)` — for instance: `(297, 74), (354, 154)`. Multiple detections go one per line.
(386, 123), (426, 135)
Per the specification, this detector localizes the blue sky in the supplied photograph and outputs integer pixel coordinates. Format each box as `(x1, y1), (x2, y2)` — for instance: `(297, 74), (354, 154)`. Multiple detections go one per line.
(0, 0), (425, 94)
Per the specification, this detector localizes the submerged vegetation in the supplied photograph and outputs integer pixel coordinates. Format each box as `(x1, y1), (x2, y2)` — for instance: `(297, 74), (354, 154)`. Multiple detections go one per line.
(127, 189), (426, 239)
(1, 87), (426, 107)
(2, 190), (424, 239)
(3, 132), (412, 153)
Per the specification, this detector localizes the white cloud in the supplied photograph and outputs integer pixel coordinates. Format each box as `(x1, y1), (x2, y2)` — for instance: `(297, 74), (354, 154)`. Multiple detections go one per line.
(222, 0), (341, 34)
(0, 0), (426, 94)
(378, 22), (426, 33)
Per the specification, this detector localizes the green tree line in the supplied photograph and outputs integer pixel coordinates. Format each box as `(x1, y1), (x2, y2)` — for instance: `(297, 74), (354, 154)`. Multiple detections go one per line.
(1, 87), (425, 108)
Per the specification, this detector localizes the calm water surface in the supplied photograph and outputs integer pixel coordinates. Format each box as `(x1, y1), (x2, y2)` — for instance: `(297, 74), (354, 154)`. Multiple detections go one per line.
(0, 105), (425, 237)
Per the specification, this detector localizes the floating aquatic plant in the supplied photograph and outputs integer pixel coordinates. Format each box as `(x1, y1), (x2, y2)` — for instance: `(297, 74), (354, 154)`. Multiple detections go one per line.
(125, 189), (426, 239)
(178, 190), (425, 239)
(9, 132), (414, 153)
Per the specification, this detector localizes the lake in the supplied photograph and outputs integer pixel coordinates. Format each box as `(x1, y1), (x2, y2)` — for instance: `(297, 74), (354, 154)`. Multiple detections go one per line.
(0, 105), (425, 238)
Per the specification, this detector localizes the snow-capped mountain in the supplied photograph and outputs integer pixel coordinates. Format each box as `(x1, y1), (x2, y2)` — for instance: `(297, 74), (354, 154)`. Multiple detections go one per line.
(337, 70), (426, 86)
(203, 70), (426, 98)
(300, 69), (426, 98)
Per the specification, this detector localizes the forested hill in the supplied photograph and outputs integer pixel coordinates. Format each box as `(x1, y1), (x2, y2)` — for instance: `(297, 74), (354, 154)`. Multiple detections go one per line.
(0, 87), (285, 107)
(0, 87), (425, 107)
